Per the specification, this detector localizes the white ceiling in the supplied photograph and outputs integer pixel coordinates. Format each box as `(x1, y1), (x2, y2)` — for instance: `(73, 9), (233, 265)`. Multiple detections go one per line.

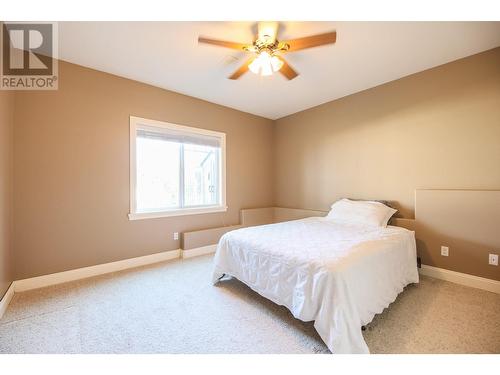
(58, 22), (500, 120)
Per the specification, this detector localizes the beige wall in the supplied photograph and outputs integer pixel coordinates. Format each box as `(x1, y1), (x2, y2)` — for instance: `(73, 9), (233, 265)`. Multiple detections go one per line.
(274, 48), (500, 219)
(415, 189), (500, 281)
(13, 61), (274, 279)
(0, 91), (14, 296)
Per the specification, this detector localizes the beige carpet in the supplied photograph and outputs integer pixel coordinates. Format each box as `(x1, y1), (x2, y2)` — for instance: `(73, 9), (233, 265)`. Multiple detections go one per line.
(0, 255), (499, 354)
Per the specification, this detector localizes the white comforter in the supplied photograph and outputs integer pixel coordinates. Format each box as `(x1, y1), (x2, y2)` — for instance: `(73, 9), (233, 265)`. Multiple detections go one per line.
(212, 217), (419, 354)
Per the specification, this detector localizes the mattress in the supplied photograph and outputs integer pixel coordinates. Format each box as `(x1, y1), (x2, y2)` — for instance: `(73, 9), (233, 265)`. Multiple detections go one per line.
(212, 216), (419, 354)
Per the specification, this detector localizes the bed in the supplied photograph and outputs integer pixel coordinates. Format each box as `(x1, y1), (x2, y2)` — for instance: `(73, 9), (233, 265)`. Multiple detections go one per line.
(212, 200), (419, 354)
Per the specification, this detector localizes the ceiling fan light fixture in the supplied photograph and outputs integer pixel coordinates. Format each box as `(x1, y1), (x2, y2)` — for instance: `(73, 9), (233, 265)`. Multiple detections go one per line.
(248, 51), (283, 76)
(199, 23), (336, 80)
(270, 55), (284, 72)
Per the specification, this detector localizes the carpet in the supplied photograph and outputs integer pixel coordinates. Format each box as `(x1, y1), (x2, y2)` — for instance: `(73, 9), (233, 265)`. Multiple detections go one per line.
(0, 255), (499, 353)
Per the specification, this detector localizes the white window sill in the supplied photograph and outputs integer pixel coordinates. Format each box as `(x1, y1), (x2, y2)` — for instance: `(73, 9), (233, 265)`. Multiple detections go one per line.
(128, 206), (228, 220)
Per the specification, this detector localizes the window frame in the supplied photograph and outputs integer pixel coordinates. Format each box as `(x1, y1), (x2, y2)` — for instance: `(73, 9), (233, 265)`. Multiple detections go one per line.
(128, 116), (227, 220)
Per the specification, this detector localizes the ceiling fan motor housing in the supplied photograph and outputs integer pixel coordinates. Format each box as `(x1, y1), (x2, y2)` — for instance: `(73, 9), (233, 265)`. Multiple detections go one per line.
(253, 38), (289, 53)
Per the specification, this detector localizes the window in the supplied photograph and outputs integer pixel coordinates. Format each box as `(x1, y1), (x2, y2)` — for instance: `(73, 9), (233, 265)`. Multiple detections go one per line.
(129, 116), (226, 220)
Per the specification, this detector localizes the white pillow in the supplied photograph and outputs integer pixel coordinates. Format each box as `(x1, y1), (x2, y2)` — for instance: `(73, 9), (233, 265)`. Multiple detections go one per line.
(326, 199), (397, 228)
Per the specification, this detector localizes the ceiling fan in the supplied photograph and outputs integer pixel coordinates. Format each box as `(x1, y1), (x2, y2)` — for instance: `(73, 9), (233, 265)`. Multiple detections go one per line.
(198, 22), (337, 80)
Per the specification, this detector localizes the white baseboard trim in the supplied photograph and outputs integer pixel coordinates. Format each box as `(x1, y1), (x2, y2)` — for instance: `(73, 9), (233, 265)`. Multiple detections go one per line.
(13, 249), (181, 292)
(0, 282), (15, 319)
(182, 244), (217, 259)
(419, 264), (500, 294)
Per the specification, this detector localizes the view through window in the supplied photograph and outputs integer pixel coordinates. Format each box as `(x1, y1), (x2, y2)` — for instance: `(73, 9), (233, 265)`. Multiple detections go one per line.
(130, 117), (226, 219)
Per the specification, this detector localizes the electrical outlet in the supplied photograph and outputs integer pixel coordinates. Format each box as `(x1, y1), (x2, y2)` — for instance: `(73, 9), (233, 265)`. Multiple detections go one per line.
(441, 246), (449, 257)
(489, 254), (498, 266)
(173, 232), (179, 241)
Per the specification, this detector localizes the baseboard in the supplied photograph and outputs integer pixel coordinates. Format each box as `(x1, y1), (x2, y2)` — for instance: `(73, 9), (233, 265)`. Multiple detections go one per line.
(182, 244), (217, 259)
(419, 264), (500, 294)
(0, 282), (15, 319)
(13, 249), (181, 292)
(6, 245), (212, 296)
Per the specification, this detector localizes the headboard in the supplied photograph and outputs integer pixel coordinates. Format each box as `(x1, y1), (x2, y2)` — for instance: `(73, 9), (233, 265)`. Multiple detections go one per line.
(240, 206), (415, 231)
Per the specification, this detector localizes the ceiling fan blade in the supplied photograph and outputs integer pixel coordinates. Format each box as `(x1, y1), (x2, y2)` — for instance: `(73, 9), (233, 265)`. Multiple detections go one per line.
(198, 37), (249, 51)
(283, 31), (337, 52)
(257, 21), (279, 44)
(228, 58), (254, 80)
(278, 58), (299, 80)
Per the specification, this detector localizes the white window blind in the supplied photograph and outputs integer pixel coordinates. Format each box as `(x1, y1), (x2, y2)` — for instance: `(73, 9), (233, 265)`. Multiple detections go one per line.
(136, 126), (221, 148)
